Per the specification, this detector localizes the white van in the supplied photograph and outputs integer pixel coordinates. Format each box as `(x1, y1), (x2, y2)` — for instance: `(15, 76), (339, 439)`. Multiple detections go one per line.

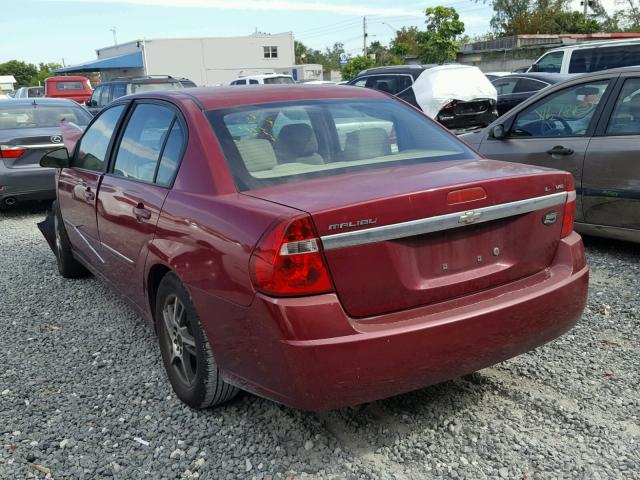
(229, 74), (294, 85)
(529, 38), (640, 74)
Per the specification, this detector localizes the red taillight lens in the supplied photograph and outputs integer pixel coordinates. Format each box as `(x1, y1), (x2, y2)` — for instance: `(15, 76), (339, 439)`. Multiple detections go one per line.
(447, 186), (487, 205)
(561, 175), (576, 238)
(442, 101), (455, 110)
(0, 145), (27, 159)
(250, 215), (333, 297)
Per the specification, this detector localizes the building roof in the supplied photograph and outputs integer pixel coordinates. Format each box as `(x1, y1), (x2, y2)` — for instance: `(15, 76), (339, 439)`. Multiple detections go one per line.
(53, 51), (144, 73)
(0, 75), (17, 83)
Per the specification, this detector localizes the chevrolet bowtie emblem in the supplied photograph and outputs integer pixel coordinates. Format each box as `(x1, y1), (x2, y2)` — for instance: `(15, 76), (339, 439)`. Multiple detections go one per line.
(459, 210), (482, 224)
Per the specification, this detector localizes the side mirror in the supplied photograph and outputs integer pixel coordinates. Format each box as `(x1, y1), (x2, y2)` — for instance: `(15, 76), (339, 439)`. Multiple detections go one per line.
(491, 124), (507, 140)
(40, 147), (70, 168)
(529, 64), (539, 72)
(85, 99), (96, 107)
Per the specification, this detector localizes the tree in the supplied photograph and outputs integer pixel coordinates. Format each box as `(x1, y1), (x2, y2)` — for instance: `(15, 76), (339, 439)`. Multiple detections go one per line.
(340, 55), (375, 81)
(418, 6), (465, 64)
(32, 62), (63, 86)
(0, 60), (38, 88)
(614, 0), (640, 30)
(368, 41), (400, 66)
(390, 26), (421, 58)
(552, 11), (601, 34)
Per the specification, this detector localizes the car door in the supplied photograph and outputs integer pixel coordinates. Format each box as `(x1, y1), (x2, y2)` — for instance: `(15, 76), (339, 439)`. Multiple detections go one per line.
(478, 78), (615, 222)
(581, 76), (640, 232)
(57, 104), (127, 267)
(96, 101), (186, 309)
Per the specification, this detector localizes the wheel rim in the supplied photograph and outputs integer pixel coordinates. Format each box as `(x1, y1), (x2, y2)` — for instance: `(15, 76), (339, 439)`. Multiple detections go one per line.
(162, 294), (198, 386)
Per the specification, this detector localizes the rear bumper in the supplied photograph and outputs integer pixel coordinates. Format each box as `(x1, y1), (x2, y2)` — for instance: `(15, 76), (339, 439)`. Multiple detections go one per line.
(196, 233), (588, 411)
(0, 166), (56, 203)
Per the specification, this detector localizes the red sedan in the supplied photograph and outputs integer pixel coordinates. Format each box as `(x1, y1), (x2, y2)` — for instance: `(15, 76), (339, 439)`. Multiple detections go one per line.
(40, 86), (588, 411)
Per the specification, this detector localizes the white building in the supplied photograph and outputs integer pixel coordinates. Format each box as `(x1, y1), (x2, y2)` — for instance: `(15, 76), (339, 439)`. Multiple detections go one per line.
(0, 75), (17, 93)
(54, 33), (296, 86)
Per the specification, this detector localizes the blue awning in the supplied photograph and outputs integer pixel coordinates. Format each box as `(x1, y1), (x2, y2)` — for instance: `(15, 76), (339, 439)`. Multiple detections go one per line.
(53, 51), (144, 73)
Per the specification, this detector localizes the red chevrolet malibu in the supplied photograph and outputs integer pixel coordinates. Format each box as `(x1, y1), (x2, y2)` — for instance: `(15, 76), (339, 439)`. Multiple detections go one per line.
(40, 86), (588, 411)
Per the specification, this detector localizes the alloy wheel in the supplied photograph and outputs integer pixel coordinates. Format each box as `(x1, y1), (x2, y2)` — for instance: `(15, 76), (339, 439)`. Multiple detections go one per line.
(162, 294), (198, 386)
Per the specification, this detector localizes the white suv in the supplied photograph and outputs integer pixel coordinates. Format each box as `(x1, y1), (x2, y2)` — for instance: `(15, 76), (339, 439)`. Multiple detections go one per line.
(229, 74), (294, 85)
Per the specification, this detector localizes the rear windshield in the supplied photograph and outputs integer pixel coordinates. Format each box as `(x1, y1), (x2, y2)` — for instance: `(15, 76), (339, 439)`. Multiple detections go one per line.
(263, 77), (294, 85)
(0, 104), (92, 129)
(56, 81), (85, 90)
(131, 81), (183, 93)
(207, 99), (477, 191)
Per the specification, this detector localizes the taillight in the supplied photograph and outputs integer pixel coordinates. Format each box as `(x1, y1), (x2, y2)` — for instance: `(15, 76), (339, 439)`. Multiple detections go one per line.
(561, 176), (576, 238)
(0, 145), (27, 159)
(250, 215), (333, 297)
(442, 101), (455, 110)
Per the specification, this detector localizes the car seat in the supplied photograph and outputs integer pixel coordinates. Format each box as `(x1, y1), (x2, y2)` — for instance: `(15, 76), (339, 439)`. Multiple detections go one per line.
(274, 124), (324, 165)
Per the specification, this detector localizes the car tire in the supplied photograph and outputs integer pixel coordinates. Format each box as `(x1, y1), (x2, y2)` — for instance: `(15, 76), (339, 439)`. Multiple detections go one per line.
(52, 201), (89, 279)
(155, 272), (239, 409)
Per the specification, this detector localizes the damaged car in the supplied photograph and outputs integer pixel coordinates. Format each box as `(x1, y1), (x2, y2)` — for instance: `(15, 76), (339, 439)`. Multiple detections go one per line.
(347, 64), (498, 133)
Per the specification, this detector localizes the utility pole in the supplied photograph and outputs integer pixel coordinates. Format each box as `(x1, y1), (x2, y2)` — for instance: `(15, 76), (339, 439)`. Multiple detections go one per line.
(109, 27), (118, 46)
(363, 16), (368, 56)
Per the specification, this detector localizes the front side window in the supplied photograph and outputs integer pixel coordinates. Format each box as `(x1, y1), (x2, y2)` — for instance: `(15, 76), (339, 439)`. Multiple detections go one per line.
(263, 46), (278, 58)
(74, 104), (126, 171)
(606, 78), (640, 136)
(90, 86), (102, 105)
(511, 80), (610, 138)
(207, 99), (477, 191)
(112, 83), (127, 99)
(351, 78), (367, 87)
(534, 51), (564, 73)
(249, 79), (259, 85)
(112, 104), (175, 183)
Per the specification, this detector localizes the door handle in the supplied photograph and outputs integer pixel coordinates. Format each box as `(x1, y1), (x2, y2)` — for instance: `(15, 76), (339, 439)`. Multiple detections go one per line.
(546, 145), (574, 156)
(133, 203), (152, 221)
(83, 187), (95, 202)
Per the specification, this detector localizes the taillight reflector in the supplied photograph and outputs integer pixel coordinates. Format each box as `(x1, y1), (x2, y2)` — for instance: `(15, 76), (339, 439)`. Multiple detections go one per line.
(561, 175), (576, 238)
(0, 145), (27, 159)
(447, 187), (487, 205)
(250, 215), (333, 297)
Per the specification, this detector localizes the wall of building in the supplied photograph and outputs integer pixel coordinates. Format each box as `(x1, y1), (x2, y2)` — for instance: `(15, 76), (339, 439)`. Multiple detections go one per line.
(97, 41), (143, 59)
(141, 33), (295, 86)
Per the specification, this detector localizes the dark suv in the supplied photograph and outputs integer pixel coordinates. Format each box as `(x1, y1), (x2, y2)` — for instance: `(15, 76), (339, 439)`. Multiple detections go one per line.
(85, 76), (189, 115)
(347, 65), (498, 132)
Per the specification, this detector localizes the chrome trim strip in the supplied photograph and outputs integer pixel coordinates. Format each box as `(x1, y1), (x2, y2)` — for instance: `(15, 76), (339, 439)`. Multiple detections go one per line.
(101, 242), (135, 265)
(16, 143), (63, 150)
(321, 191), (568, 251)
(66, 221), (105, 263)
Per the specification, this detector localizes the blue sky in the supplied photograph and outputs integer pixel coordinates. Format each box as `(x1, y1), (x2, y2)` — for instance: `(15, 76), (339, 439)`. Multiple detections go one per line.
(1, 0), (619, 66)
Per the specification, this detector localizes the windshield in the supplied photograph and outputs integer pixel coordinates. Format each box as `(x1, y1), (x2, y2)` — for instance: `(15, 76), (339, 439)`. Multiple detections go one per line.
(131, 81), (183, 93)
(0, 104), (93, 129)
(263, 76), (294, 85)
(207, 99), (476, 191)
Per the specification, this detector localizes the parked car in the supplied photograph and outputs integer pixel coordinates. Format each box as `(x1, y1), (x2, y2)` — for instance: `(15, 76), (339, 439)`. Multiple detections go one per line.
(462, 66), (640, 243)
(529, 38), (640, 74)
(492, 73), (571, 115)
(44, 76), (93, 104)
(0, 98), (92, 208)
(39, 85), (587, 411)
(14, 86), (44, 99)
(347, 64), (498, 132)
(229, 74), (294, 85)
(176, 77), (197, 88)
(85, 75), (186, 115)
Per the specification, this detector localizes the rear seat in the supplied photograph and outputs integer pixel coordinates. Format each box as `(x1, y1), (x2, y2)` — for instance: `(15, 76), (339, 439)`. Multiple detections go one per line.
(234, 139), (278, 173)
(343, 128), (391, 161)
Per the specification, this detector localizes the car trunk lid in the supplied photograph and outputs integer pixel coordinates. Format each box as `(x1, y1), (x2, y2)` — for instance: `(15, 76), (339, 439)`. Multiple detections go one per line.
(0, 128), (63, 170)
(245, 159), (572, 318)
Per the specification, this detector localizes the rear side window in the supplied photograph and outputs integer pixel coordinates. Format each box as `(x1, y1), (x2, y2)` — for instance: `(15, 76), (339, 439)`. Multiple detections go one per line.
(74, 105), (126, 171)
(56, 81), (84, 90)
(492, 78), (518, 95)
(249, 79), (259, 85)
(155, 121), (185, 186)
(570, 45), (640, 73)
(606, 78), (640, 136)
(513, 78), (547, 93)
(112, 104), (175, 183)
(365, 75), (412, 95)
(112, 83), (127, 99)
(207, 99), (477, 191)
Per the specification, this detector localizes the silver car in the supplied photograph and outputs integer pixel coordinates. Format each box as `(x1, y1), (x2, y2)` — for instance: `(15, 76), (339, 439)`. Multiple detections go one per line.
(0, 98), (92, 208)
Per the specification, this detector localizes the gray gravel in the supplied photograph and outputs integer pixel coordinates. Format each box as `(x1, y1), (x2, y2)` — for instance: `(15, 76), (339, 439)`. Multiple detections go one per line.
(1, 203), (638, 480)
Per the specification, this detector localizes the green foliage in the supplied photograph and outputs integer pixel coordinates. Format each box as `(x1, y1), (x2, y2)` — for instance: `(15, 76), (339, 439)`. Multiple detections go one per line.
(0, 60), (63, 88)
(390, 26), (421, 58)
(340, 55), (376, 81)
(0, 60), (38, 88)
(418, 6), (465, 64)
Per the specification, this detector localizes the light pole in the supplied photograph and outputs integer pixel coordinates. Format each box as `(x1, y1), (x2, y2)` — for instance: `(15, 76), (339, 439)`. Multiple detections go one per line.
(109, 27), (118, 46)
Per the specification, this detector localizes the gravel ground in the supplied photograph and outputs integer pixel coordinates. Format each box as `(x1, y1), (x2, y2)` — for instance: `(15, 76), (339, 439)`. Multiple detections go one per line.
(1, 203), (638, 480)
